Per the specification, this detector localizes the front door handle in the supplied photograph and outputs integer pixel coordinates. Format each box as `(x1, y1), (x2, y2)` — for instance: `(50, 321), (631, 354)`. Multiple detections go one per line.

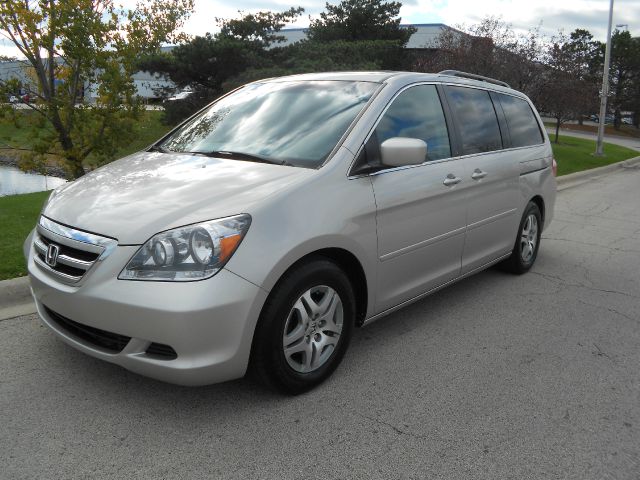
(471, 169), (488, 180)
(443, 174), (462, 186)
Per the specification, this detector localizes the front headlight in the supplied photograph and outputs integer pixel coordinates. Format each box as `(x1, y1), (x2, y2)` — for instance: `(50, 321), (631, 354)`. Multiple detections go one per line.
(119, 214), (251, 281)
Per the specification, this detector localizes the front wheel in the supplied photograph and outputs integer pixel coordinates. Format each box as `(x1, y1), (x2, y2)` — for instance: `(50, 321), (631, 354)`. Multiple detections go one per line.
(250, 258), (355, 394)
(501, 202), (542, 274)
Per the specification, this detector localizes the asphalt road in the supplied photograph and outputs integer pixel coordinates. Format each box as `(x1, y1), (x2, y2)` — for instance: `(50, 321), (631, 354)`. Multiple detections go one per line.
(2, 167), (640, 479)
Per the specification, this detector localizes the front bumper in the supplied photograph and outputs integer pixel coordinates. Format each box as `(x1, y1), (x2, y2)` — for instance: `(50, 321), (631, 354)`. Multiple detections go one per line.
(26, 229), (268, 386)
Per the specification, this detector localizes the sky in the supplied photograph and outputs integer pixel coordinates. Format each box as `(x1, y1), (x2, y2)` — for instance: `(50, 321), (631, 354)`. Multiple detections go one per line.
(183, 0), (638, 39)
(1, 0), (638, 58)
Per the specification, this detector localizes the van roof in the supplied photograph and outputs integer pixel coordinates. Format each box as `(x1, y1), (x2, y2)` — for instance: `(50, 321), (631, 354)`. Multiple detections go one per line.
(264, 71), (521, 95)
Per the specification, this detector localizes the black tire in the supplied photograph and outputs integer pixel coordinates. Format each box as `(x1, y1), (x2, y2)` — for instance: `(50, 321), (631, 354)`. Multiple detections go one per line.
(500, 202), (542, 275)
(250, 257), (355, 395)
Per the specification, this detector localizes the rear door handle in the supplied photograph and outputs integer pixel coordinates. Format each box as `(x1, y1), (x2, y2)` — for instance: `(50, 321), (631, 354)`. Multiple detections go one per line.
(443, 174), (462, 186)
(471, 169), (488, 180)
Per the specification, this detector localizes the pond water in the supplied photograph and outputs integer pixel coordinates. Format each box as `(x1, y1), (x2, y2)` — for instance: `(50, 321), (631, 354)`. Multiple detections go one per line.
(0, 165), (67, 197)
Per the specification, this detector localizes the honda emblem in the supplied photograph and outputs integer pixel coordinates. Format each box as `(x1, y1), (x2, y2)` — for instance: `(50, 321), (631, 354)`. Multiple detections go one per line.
(46, 244), (60, 267)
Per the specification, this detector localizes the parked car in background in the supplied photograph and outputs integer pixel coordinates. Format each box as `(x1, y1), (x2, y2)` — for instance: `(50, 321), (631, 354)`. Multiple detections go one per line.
(591, 114), (615, 124)
(25, 70), (556, 394)
(8, 95), (19, 104)
(167, 89), (193, 101)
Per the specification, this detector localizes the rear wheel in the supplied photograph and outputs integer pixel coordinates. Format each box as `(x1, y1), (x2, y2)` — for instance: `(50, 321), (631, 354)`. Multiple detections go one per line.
(250, 258), (355, 394)
(501, 202), (542, 274)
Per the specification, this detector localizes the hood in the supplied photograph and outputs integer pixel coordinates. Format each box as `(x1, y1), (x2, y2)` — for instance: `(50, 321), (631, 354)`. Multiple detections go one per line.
(43, 151), (315, 244)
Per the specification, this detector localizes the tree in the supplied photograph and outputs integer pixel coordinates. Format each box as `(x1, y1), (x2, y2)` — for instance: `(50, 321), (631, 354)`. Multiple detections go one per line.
(224, 38), (397, 89)
(413, 18), (628, 141)
(277, 39), (398, 71)
(530, 30), (603, 141)
(218, 7), (305, 48)
(141, 1), (417, 126)
(414, 17), (546, 103)
(289, 0), (415, 75)
(307, 0), (414, 45)
(0, 0), (193, 178)
(606, 30), (640, 129)
(630, 68), (640, 128)
(537, 34), (590, 143)
(562, 29), (601, 124)
(138, 7), (304, 125)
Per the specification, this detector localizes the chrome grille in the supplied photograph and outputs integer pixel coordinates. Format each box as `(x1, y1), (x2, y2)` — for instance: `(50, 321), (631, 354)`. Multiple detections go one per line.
(33, 216), (117, 285)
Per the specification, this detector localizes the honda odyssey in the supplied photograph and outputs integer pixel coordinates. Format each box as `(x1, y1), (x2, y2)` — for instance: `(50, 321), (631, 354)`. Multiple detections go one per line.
(25, 70), (556, 393)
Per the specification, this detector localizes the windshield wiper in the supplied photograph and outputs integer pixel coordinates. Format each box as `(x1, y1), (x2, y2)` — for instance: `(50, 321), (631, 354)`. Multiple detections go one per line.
(184, 150), (290, 166)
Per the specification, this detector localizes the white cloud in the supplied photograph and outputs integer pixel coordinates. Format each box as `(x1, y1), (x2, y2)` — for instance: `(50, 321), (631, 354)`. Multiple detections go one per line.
(2, 0), (638, 59)
(0, 43), (21, 59)
(400, 0), (639, 40)
(180, 0), (319, 37)
(181, 0), (640, 41)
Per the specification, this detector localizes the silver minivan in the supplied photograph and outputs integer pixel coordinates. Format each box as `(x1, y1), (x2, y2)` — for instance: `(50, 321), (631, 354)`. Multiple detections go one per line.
(25, 71), (556, 393)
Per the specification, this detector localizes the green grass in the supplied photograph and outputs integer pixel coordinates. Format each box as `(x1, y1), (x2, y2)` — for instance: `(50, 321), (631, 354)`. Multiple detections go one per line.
(0, 110), (171, 166)
(96, 110), (172, 162)
(0, 112), (43, 149)
(551, 135), (638, 176)
(0, 191), (50, 280)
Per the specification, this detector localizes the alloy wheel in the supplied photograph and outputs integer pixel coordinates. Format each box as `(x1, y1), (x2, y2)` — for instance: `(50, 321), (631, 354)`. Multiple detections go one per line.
(520, 214), (538, 263)
(282, 285), (343, 373)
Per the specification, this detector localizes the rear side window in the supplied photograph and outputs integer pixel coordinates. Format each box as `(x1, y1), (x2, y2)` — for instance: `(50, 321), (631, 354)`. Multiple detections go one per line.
(444, 86), (502, 155)
(375, 84), (451, 162)
(497, 94), (544, 147)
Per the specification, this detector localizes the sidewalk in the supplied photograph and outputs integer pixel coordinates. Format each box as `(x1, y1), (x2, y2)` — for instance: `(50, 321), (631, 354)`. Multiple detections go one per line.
(546, 127), (640, 151)
(0, 276), (35, 320)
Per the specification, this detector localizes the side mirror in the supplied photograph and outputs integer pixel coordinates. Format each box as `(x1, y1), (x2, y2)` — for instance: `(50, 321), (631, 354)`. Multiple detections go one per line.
(379, 137), (427, 167)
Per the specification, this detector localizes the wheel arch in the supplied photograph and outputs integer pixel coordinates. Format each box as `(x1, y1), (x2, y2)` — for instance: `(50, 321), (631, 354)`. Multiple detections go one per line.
(263, 247), (370, 327)
(530, 195), (545, 225)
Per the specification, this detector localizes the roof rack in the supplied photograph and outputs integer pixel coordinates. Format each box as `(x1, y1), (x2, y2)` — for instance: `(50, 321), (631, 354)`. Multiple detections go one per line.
(438, 70), (510, 89)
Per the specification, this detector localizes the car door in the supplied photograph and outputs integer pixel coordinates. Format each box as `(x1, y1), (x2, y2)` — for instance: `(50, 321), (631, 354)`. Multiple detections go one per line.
(367, 84), (469, 314)
(443, 85), (520, 274)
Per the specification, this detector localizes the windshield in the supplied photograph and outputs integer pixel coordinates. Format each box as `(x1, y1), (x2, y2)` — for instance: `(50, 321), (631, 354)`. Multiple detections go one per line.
(157, 80), (379, 168)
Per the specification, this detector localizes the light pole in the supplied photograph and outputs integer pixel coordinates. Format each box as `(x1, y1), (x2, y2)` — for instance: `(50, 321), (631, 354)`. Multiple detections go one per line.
(596, 0), (615, 156)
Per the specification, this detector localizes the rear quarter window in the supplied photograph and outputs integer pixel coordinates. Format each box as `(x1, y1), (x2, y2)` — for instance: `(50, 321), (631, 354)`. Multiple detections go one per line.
(497, 94), (544, 148)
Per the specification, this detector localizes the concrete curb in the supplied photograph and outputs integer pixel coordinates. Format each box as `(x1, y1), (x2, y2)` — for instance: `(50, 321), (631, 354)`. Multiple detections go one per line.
(1, 155), (639, 319)
(0, 276), (36, 320)
(556, 155), (640, 191)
